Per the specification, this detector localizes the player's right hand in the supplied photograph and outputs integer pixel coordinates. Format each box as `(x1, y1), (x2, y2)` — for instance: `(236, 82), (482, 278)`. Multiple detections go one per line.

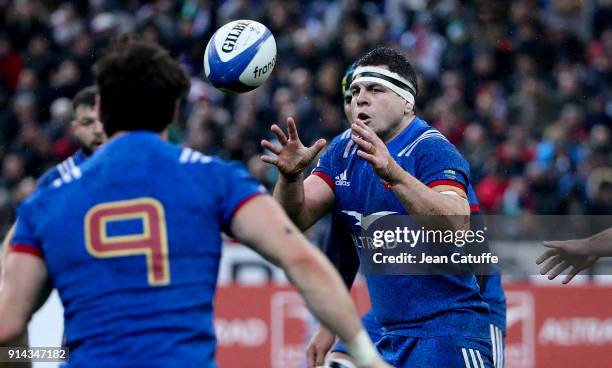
(306, 326), (336, 367)
(261, 117), (326, 180)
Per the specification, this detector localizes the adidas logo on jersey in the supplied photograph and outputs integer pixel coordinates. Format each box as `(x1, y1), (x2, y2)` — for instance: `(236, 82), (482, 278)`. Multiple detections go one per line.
(335, 169), (350, 187)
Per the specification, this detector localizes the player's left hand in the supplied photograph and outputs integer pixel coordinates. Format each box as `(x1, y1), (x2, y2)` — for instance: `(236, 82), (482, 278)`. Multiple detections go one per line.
(351, 120), (401, 184)
(536, 239), (599, 284)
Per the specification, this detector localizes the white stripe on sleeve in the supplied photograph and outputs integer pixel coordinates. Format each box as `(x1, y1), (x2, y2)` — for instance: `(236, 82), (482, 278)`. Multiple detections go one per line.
(490, 324), (497, 367)
(469, 349), (479, 368)
(475, 350), (485, 368)
(461, 348), (472, 368)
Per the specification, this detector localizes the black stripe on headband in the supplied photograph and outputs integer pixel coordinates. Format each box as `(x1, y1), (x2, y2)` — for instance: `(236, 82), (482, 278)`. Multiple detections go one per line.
(353, 71), (416, 96)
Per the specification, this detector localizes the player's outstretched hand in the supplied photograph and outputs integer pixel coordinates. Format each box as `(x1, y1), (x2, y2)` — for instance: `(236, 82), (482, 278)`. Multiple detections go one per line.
(351, 120), (401, 184)
(306, 326), (336, 368)
(536, 239), (599, 284)
(261, 117), (326, 180)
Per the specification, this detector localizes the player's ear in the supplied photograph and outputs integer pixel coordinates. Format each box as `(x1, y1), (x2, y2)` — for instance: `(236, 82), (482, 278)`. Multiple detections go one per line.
(404, 100), (414, 115)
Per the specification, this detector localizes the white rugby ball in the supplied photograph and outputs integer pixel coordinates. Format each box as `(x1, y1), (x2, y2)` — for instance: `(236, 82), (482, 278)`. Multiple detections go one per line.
(204, 20), (277, 94)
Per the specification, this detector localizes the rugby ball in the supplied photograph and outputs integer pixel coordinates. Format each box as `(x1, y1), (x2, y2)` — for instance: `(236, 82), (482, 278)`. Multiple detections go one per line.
(204, 20), (277, 94)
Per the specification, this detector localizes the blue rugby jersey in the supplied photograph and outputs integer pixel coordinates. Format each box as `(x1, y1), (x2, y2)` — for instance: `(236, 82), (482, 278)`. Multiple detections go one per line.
(323, 187), (507, 336)
(312, 117), (490, 338)
(12, 132), (265, 367)
(37, 149), (88, 188)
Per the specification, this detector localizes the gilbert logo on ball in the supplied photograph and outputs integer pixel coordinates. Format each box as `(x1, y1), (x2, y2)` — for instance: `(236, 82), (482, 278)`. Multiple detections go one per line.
(204, 20), (277, 94)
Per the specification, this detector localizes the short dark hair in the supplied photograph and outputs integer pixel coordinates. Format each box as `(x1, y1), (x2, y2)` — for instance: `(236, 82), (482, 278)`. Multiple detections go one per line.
(72, 85), (98, 110)
(355, 47), (418, 97)
(93, 38), (190, 136)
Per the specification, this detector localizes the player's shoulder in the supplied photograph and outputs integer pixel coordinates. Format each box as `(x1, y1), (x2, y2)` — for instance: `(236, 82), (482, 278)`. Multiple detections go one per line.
(396, 120), (452, 159)
(405, 123), (467, 163)
(177, 146), (234, 170)
(37, 151), (85, 189)
(18, 181), (57, 217)
(98, 133), (217, 171)
(176, 146), (250, 178)
(323, 128), (355, 157)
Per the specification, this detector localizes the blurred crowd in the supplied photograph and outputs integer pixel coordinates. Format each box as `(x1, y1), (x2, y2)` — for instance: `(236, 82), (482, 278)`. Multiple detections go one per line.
(0, 0), (611, 235)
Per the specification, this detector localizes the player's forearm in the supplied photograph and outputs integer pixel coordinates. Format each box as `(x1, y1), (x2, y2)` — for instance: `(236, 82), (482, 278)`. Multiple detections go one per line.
(272, 173), (310, 229)
(281, 245), (362, 343)
(233, 197), (380, 366)
(587, 228), (612, 256)
(386, 163), (469, 230)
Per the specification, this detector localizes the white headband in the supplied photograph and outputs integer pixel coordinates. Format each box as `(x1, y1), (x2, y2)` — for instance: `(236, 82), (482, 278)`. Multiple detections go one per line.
(350, 66), (416, 105)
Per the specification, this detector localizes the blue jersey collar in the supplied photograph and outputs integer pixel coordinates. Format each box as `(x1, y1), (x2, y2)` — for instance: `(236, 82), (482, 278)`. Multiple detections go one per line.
(386, 116), (428, 151)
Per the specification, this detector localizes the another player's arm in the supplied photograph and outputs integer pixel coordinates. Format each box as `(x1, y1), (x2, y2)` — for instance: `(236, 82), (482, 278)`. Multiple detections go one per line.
(536, 227), (612, 284)
(307, 226), (360, 367)
(0, 172), (57, 351)
(273, 175), (335, 230)
(0, 226), (33, 368)
(231, 195), (386, 368)
(1, 224), (52, 311)
(261, 117), (334, 230)
(561, 227), (612, 257)
(0, 252), (49, 344)
(0, 225), (16, 273)
(351, 120), (469, 228)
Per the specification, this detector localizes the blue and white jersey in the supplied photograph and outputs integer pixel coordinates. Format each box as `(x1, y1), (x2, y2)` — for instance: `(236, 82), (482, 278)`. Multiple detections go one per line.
(312, 117), (490, 338)
(37, 150), (88, 188)
(13, 132), (266, 367)
(324, 186), (507, 332)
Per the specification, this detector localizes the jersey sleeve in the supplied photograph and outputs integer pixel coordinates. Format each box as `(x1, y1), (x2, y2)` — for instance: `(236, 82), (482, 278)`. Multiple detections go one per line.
(311, 147), (335, 191)
(311, 131), (350, 191)
(217, 160), (268, 231)
(411, 137), (470, 193)
(12, 200), (44, 258)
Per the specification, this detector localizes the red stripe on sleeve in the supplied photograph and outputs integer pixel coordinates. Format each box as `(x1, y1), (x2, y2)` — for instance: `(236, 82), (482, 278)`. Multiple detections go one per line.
(230, 193), (266, 221)
(427, 180), (466, 193)
(470, 204), (481, 213)
(11, 244), (44, 259)
(312, 171), (335, 191)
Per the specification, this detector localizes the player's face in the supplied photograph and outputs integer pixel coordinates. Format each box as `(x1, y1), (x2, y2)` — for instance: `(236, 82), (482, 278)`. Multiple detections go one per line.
(350, 68), (409, 141)
(72, 104), (106, 154)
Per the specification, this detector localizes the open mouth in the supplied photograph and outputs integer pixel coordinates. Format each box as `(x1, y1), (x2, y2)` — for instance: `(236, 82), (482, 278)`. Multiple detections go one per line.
(357, 112), (371, 123)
